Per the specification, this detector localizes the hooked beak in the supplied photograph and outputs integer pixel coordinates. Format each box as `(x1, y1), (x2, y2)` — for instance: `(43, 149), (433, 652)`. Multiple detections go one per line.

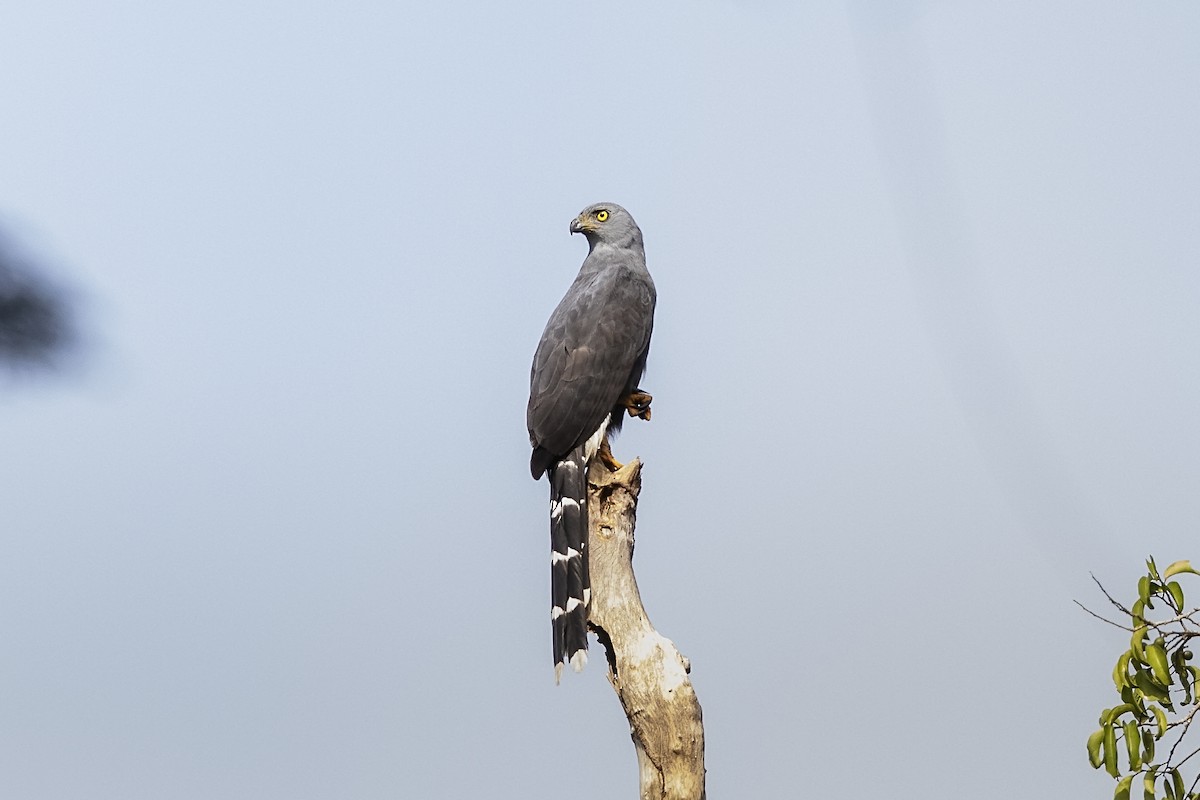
(569, 215), (589, 234)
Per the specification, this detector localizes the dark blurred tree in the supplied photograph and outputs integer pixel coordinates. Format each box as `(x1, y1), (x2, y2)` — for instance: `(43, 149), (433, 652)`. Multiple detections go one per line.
(0, 233), (75, 368)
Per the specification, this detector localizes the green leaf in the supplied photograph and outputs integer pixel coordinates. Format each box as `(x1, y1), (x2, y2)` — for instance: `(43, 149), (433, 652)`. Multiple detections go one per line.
(1132, 626), (1149, 664)
(1142, 728), (1155, 763)
(1167, 580), (1186, 610)
(1164, 560), (1199, 579)
(1124, 721), (1142, 770)
(1105, 723), (1119, 777)
(1131, 688), (1148, 718)
(1133, 599), (1147, 625)
(1116, 773), (1133, 800)
(1171, 769), (1185, 800)
(1146, 770), (1159, 800)
(1115, 651), (1134, 689)
(1108, 704), (1136, 723)
(1175, 649), (1194, 705)
(1153, 705), (1169, 738)
(1140, 576), (1152, 604)
(1134, 670), (1171, 703)
(1088, 728), (1106, 768)
(1148, 557), (1161, 581)
(1147, 642), (1173, 687)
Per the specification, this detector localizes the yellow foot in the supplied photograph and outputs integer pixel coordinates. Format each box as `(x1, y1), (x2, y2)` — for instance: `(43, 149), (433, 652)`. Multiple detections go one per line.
(623, 390), (652, 421)
(598, 438), (624, 472)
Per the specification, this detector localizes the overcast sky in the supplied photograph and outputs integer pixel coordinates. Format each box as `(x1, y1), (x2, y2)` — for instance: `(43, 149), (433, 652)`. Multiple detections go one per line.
(2, 2), (1198, 798)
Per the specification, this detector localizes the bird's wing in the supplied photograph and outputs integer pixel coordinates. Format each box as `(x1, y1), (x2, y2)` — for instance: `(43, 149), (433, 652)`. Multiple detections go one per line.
(528, 267), (654, 458)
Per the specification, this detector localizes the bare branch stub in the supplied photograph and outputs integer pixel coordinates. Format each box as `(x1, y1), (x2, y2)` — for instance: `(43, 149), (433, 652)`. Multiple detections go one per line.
(586, 459), (705, 800)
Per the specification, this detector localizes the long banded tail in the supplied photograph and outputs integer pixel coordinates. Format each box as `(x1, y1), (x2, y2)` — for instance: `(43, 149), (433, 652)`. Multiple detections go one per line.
(548, 445), (590, 682)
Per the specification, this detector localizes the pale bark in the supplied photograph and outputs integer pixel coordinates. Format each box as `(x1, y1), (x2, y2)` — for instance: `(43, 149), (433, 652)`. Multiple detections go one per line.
(586, 459), (706, 800)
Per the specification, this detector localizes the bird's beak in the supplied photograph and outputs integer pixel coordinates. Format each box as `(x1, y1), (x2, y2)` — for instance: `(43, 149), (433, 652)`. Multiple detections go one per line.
(569, 216), (587, 234)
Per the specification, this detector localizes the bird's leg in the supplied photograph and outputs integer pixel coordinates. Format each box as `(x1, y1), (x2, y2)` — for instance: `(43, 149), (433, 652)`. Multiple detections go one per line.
(598, 437), (624, 472)
(599, 390), (651, 471)
(622, 389), (653, 421)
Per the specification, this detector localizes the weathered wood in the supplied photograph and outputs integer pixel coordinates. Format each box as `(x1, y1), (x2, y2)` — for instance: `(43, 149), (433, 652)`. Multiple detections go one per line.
(586, 459), (706, 800)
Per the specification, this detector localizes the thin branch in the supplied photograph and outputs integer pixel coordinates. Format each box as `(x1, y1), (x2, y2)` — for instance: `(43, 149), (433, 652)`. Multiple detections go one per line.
(1092, 573), (1135, 617)
(1074, 599), (1133, 632)
(1146, 610), (1200, 634)
(1083, 574), (1200, 634)
(1174, 743), (1200, 770)
(1166, 704), (1200, 766)
(1167, 704), (1200, 733)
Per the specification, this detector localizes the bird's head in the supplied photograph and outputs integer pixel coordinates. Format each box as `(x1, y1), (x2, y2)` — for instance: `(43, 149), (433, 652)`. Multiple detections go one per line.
(569, 202), (642, 250)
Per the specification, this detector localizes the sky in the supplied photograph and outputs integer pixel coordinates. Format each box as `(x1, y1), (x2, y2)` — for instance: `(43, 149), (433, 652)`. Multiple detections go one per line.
(1, 2), (1199, 798)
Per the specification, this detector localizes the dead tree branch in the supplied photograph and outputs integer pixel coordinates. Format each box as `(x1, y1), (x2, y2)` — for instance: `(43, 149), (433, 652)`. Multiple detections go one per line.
(586, 458), (705, 800)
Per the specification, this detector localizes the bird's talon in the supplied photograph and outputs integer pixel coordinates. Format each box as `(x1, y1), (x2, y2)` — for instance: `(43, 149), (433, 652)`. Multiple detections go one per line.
(598, 439), (624, 472)
(623, 391), (653, 421)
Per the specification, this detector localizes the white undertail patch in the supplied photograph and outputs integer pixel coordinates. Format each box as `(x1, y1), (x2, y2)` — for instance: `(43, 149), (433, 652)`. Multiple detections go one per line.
(583, 417), (610, 464)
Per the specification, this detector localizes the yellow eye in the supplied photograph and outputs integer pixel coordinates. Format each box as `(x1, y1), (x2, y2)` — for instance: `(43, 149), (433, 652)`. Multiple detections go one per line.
(596, 210), (609, 222)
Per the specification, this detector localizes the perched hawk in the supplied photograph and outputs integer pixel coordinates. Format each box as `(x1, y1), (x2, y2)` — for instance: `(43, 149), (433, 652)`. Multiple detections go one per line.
(528, 202), (656, 681)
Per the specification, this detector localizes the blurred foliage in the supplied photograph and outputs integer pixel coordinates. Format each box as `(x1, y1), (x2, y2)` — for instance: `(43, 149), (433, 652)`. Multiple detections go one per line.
(1086, 558), (1200, 800)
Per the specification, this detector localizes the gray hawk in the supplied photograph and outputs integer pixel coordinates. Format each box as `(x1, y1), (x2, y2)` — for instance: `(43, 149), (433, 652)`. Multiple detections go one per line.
(528, 202), (656, 681)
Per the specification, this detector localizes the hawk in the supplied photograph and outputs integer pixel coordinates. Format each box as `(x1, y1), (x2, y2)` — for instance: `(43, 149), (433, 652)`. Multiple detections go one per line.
(528, 202), (656, 681)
